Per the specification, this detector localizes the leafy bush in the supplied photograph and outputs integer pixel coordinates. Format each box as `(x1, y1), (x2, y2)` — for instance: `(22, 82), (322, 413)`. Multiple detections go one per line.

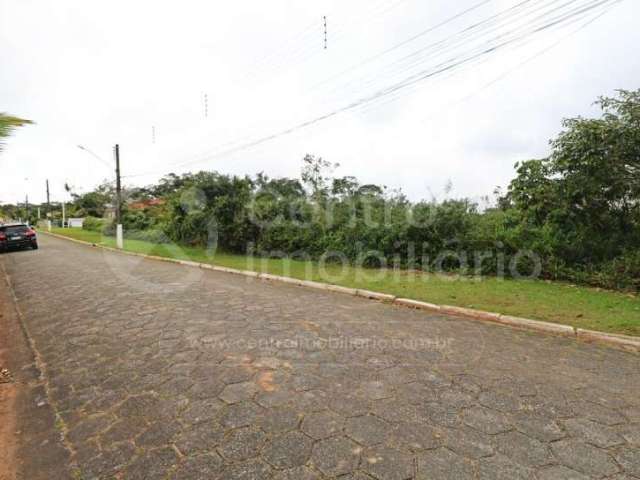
(82, 216), (106, 232)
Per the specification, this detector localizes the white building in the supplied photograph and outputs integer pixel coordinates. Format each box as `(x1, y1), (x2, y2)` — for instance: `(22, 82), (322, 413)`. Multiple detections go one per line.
(67, 218), (85, 228)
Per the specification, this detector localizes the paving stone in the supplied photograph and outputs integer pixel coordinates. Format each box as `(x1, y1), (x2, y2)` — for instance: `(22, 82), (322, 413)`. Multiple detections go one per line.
(477, 453), (535, 480)
(219, 381), (260, 404)
(536, 465), (590, 480)
(219, 401), (264, 429)
(290, 373), (322, 392)
(311, 436), (361, 476)
(262, 431), (313, 469)
(358, 380), (395, 400)
(494, 430), (552, 467)
(478, 390), (523, 413)
(512, 413), (565, 442)
(362, 445), (414, 480)
(272, 466), (321, 480)
(258, 407), (301, 433)
(563, 417), (624, 448)
(67, 414), (114, 444)
(438, 388), (476, 410)
(181, 398), (225, 425)
(255, 389), (293, 408)
(419, 402), (461, 428)
(301, 410), (345, 439)
(389, 422), (441, 452)
(416, 447), (475, 480)
(615, 447), (640, 478)
(190, 378), (226, 400)
(220, 458), (273, 480)
(136, 420), (182, 447)
(169, 453), (224, 480)
(8, 236), (640, 479)
(619, 424), (640, 445)
(289, 389), (332, 412)
(572, 400), (627, 426)
(346, 415), (392, 446)
(80, 441), (136, 479)
(622, 406), (640, 423)
(339, 474), (376, 480)
(441, 426), (494, 459)
(217, 426), (266, 462)
(101, 417), (148, 444)
(462, 406), (512, 434)
(329, 393), (370, 417)
(551, 440), (619, 477)
(115, 394), (161, 418)
(175, 421), (225, 455)
(396, 382), (440, 404)
(122, 446), (179, 480)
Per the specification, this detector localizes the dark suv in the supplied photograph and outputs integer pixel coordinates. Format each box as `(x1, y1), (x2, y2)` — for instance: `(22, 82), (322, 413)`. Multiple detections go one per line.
(0, 224), (38, 252)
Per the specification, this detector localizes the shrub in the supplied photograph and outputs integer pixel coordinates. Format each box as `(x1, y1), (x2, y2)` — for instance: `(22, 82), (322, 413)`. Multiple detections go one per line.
(82, 216), (106, 232)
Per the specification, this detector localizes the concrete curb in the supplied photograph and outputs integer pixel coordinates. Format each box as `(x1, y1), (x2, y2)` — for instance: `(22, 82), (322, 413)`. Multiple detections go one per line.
(394, 298), (441, 312)
(576, 329), (640, 353)
(494, 315), (576, 337)
(41, 231), (639, 353)
(356, 289), (396, 302)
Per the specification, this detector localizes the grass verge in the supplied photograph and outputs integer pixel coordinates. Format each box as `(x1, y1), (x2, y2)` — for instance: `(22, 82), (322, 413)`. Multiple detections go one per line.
(49, 228), (640, 336)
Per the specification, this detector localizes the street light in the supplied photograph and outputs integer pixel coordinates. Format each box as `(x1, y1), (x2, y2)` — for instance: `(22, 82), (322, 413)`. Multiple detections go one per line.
(77, 145), (112, 170)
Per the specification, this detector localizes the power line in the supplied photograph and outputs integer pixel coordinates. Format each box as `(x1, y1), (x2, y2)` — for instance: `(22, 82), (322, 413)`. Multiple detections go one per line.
(309, 0), (497, 91)
(323, 0), (560, 98)
(355, 0), (614, 114)
(361, 0), (619, 116)
(128, 0), (620, 178)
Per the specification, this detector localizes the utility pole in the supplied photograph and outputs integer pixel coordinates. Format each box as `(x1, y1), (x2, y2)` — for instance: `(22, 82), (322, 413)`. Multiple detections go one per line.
(25, 194), (29, 224)
(323, 16), (327, 50)
(114, 144), (122, 225)
(114, 144), (123, 249)
(46, 179), (50, 218)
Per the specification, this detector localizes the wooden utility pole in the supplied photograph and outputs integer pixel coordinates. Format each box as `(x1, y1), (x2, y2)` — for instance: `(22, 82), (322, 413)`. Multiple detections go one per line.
(114, 144), (122, 225)
(46, 179), (50, 218)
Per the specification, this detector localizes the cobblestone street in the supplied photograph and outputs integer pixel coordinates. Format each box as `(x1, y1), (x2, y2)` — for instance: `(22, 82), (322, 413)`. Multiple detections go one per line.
(2, 234), (640, 479)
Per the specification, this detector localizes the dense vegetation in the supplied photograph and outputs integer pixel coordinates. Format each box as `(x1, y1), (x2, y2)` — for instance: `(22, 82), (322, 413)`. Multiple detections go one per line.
(9, 90), (640, 290)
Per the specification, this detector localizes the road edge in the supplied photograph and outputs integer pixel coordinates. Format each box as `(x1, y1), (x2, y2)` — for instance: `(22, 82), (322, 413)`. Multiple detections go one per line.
(43, 231), (640, 354)
(0, 258), (74, 479)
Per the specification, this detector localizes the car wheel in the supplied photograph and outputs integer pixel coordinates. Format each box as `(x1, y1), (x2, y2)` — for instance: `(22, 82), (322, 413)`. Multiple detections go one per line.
(32, 243), (39, 250)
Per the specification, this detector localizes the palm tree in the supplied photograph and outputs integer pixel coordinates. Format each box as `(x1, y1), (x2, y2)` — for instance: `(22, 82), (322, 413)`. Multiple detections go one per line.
(0, 113), (33, 152)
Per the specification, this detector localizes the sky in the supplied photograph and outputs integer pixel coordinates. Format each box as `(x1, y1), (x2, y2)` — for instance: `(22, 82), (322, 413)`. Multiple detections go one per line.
(1, 0), (639, 206)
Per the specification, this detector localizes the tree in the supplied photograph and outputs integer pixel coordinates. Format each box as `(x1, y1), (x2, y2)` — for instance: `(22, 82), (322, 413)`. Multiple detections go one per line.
(301, 154), (338, 200)
(506, 89), (640, 264)
(0, 113), (33, 152)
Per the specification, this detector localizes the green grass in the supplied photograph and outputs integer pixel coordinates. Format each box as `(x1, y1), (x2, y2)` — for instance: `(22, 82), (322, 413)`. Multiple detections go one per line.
(49, 228), (640, 336)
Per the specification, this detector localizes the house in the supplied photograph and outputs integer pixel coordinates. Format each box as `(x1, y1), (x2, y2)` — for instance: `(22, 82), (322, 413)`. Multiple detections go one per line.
(128, 198), (165, 210)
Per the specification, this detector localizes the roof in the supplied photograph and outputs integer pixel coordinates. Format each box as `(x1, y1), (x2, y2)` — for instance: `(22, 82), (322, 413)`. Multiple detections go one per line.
(128, 198), (165, 210)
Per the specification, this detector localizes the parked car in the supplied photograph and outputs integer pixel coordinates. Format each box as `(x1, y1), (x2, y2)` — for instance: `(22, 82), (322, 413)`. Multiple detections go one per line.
(0, 224), (38, 252)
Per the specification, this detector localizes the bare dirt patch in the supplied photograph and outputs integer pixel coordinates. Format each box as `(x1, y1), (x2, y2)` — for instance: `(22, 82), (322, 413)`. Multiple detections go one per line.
(0, 380), (17, 480)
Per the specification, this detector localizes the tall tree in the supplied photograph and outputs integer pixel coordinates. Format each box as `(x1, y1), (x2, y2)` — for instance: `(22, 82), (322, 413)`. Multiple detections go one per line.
(506, 89), (640, 263)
